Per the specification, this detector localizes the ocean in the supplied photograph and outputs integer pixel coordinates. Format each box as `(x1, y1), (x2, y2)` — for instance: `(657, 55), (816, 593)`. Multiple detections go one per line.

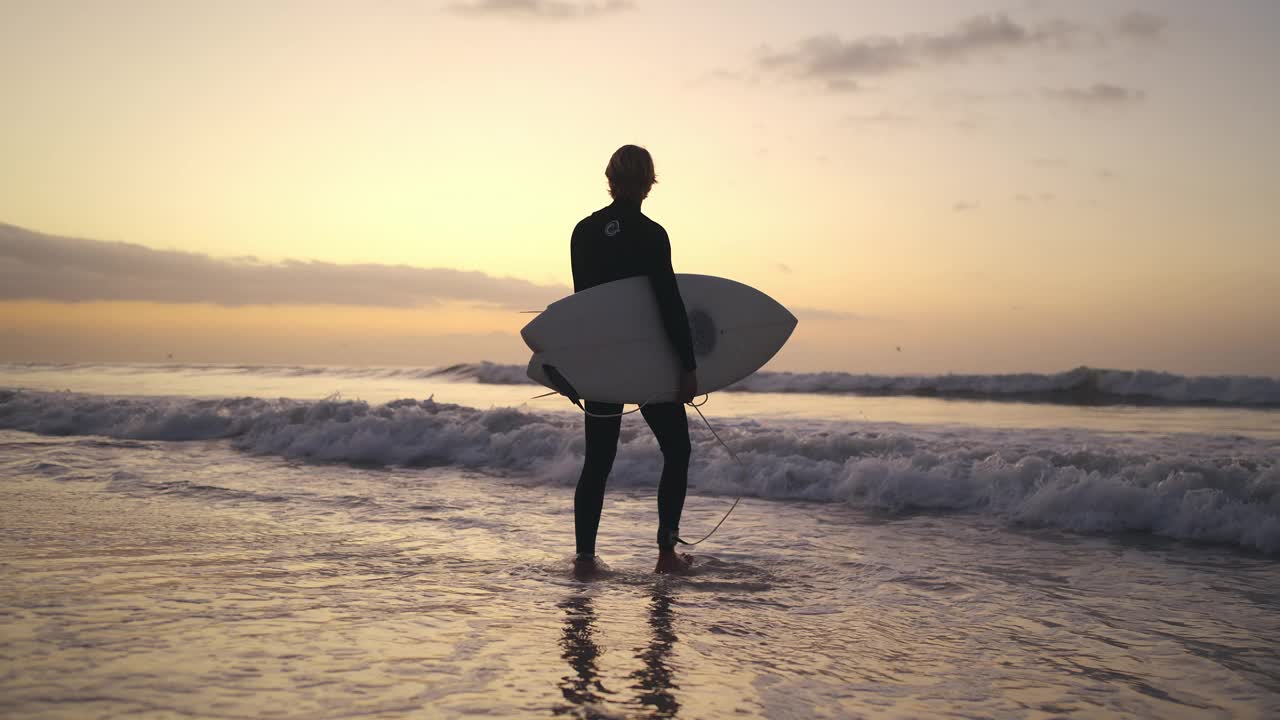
(1, 361), (1277, 719)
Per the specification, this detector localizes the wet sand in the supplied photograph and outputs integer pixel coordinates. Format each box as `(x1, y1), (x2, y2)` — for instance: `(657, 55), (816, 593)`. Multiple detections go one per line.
(3, 433), (1278, 718)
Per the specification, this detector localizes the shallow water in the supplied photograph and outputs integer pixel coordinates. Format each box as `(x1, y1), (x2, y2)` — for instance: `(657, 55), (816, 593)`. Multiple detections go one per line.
(2, 430), (1278, 719)
(1, 363), (1278, 718)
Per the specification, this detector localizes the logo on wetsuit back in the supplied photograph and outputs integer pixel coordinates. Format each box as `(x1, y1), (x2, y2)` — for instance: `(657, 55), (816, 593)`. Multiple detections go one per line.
(604, 219), (621, 237)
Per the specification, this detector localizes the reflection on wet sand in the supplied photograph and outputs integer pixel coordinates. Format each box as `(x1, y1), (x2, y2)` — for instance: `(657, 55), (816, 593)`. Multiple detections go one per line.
(557, 586), (681, 718)
(556, 594), (607, 714)
(631, 588), (680, 718)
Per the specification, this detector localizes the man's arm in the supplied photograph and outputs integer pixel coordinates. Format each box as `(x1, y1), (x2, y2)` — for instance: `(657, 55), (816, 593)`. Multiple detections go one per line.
(648, 228), (697, 372)
(570, 224), (585, 293)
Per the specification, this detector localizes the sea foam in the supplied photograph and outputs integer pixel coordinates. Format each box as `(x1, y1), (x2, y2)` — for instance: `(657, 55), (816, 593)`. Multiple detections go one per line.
(2, 388), (1276, 553)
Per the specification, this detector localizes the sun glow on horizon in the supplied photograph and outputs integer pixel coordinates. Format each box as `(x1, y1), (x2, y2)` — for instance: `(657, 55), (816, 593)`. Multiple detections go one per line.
(2, 1), (1277, 375)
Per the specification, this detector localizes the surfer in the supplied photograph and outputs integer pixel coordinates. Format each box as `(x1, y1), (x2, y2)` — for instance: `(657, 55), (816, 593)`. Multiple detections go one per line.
(570, 145), (697, 576)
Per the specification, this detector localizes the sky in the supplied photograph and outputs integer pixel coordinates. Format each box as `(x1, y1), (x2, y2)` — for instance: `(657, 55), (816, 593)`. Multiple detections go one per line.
(2, 0), (1277, 375)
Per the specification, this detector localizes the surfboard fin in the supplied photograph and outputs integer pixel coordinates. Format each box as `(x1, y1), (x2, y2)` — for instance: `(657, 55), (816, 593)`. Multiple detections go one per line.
(541, 364), (581, 404)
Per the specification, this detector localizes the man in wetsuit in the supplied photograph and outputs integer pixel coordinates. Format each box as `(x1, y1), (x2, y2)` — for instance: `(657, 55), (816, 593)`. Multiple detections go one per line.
(571, 145), (697, 576)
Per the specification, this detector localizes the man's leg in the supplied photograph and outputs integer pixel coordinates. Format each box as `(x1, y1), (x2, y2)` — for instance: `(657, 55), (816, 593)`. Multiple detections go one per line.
(575, 401), (623, 558)
(640, 402), (691, 559)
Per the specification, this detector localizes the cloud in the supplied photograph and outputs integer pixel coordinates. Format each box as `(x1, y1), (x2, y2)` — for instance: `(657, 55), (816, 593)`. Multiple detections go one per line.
(921, 15), (1083, 60)
(1015, 192), (1055, 204)
(755, 12), (1167, 94)
(0, 223), (566, 309)
(759, 34), (912, 78)
(450, 0), (634, 20)
(1113, 11), (1167, 42)
(758, 14), (1085, 83)
(953, 202), (978, 212)
(1045, 83), (1146, 108)
(841, 110), (914, 128)
(825, 78), (860, 93)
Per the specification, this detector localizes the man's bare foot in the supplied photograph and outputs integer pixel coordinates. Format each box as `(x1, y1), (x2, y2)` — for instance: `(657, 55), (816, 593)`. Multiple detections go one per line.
(654, 549), (694, 574)
(572, 554), (604, 580)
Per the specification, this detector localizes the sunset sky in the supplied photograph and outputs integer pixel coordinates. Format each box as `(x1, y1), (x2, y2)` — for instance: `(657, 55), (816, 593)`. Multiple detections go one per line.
(2, 0), (1277, 375)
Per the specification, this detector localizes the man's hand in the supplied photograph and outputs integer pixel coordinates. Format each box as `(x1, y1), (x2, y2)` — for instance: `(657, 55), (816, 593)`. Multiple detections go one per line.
(678, 369), (698, 404)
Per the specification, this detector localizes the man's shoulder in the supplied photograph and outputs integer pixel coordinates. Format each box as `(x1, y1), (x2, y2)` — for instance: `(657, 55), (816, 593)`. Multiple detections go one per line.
(638, 213), (669, 241)
(574, 205), (612, 230)
(572, 211), (601, 241)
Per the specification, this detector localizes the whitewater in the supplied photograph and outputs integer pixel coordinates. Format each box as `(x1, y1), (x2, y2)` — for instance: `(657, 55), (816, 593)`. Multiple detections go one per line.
(2, 361), (1278, 718)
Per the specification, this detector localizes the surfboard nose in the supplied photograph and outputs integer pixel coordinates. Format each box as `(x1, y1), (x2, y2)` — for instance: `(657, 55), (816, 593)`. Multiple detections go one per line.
(520, 314), (546, 353)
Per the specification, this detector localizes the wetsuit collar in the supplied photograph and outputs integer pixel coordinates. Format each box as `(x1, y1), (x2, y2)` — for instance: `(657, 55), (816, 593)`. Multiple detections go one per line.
(610, 196), (643, 210)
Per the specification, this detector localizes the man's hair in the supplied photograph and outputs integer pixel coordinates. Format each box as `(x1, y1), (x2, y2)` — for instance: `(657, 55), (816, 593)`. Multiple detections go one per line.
(605, 145), (657, 201)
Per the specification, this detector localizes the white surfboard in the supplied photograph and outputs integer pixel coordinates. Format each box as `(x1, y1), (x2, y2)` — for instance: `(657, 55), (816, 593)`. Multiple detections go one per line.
(521, 274), (797, 404)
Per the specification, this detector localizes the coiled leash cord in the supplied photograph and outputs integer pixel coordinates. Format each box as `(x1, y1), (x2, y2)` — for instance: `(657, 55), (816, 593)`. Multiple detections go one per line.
(530, 389), (745, 546)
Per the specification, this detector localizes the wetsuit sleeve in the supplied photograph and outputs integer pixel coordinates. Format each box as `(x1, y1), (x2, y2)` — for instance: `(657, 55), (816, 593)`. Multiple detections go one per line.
(648, 228), (697, 372)
(570, 224), (585, 293)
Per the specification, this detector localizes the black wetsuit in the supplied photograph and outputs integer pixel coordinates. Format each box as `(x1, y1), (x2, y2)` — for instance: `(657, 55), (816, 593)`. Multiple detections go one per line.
(570, 197), (697, 555)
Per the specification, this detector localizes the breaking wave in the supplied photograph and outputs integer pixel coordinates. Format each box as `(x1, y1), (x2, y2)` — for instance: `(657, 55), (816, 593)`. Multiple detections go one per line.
(2, 388), (1276, 553)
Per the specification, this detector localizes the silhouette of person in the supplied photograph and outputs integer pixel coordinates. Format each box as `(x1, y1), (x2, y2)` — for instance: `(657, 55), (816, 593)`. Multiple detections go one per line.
(570, 145), (696, 576)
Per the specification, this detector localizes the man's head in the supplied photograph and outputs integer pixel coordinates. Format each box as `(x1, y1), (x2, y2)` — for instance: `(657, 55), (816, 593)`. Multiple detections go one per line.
(605, 145), (657, 201)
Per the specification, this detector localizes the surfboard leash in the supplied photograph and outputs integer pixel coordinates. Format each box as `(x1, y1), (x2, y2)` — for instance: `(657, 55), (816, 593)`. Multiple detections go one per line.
(675, 395), (744, 546)
(529, 380), (746, 546)
(575, 399), (650, 417)
(572, 393), (744, 546)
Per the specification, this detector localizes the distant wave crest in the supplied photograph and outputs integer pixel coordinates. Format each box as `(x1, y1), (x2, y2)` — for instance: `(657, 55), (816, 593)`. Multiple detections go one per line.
(429, 362), (1280, 407)
(727, 366), (1280, 407)
(6, 362), (1276, 407)
(3, 388), (1277, 553)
